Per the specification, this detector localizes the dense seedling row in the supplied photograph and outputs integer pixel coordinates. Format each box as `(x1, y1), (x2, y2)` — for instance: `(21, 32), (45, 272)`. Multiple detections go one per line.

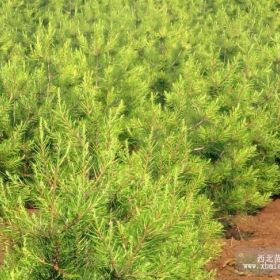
(0, 0), (279, 279)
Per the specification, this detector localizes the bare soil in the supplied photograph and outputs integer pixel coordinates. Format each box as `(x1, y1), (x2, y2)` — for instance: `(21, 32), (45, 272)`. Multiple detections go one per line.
(209, 198), (280, 280)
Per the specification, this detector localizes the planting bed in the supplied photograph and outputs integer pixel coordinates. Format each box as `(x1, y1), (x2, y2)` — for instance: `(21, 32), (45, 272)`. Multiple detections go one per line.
(210, 198), (280, 279)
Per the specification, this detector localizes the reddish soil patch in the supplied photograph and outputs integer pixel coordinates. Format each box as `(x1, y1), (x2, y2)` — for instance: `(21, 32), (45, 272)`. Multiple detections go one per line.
(209, 199), (280, 279)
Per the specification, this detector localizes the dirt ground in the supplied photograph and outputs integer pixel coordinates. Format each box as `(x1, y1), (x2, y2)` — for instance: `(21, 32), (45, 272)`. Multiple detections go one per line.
(209, 198), (280, 280)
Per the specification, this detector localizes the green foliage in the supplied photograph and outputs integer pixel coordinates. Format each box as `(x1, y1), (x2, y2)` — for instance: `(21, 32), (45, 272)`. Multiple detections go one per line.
(0, 0), (279, 279)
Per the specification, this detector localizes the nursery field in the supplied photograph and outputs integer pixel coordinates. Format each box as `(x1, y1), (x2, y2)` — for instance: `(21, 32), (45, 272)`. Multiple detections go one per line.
(0, 0), (280, 279)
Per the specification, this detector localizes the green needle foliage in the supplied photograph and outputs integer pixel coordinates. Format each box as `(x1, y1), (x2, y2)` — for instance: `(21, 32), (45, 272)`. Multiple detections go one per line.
(0, 0), (279, 279)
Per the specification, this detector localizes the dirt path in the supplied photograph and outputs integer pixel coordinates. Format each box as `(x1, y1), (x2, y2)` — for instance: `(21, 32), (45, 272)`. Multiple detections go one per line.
(209, 198), (280, 279)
